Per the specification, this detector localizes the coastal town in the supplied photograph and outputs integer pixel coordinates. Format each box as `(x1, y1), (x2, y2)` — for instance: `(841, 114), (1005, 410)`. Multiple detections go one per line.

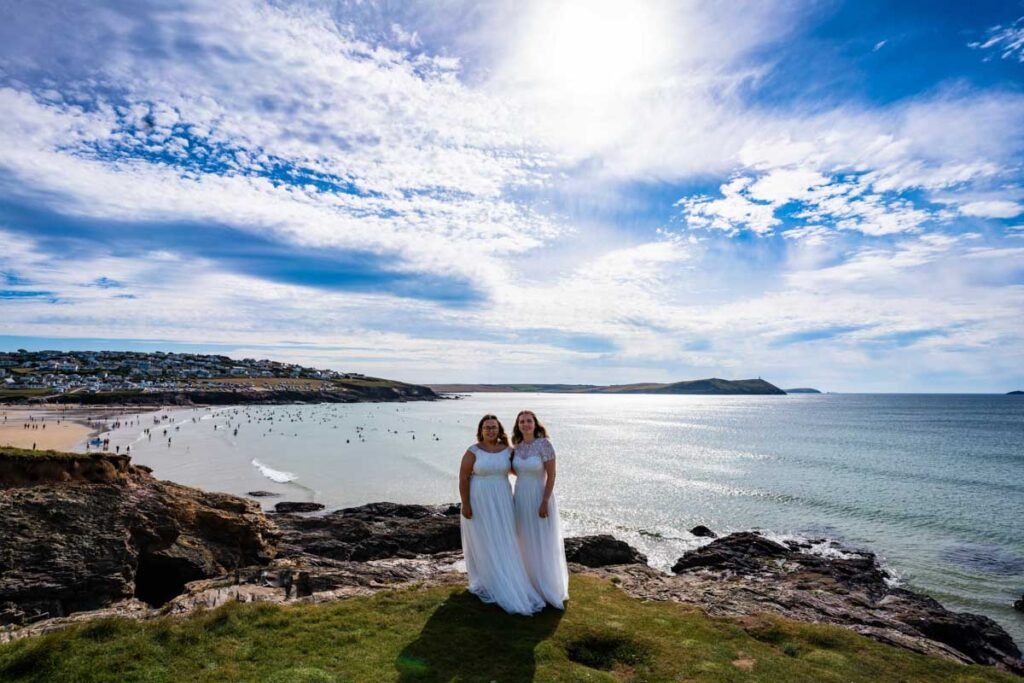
(0, 349), (367, 398)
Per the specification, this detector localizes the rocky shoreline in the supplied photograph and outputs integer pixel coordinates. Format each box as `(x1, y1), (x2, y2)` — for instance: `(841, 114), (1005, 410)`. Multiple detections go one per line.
(1, 451), (1021, 676)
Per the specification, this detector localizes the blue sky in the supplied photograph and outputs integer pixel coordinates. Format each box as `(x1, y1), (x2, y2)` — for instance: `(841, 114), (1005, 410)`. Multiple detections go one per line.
(0, 0), (1022, 391)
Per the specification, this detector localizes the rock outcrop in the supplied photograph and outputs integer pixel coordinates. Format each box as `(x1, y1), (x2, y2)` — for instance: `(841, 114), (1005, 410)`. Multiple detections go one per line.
(272, 502), (462, 561)
(588, 532), (1023, 675)
(274, 501), (325, 513)
(564, 535), (648, 567)
(0, 451), (276, 626)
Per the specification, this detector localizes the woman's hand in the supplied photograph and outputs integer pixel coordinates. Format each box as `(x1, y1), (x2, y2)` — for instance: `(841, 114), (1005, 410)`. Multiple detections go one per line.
(462, 503), (473, 520)
(538, 499), (549, 518)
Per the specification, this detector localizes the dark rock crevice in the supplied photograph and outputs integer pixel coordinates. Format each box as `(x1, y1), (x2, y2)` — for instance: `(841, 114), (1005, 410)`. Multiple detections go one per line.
(134, 552), (207, 607)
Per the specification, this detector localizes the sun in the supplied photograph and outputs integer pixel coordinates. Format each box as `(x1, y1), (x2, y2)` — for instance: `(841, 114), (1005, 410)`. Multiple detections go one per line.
(513, 0), (671, 101)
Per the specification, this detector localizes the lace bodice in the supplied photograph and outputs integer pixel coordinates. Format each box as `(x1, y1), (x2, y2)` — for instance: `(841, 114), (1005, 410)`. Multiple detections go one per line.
(469, 445), (512, 477)
(513, 438), (556, 464)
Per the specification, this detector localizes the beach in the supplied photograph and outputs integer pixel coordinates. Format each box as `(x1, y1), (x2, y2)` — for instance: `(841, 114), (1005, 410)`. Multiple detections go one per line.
(0, 406), (126, 452)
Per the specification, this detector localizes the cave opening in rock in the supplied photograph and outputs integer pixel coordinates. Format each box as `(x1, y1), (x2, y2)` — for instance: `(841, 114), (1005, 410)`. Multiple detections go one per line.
(134, 554), (207, 607)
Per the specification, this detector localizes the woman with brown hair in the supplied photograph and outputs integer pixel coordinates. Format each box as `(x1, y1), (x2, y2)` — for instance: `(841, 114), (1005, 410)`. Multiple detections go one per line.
(511, 410), (569, 608)
(458, 414), (544, 615)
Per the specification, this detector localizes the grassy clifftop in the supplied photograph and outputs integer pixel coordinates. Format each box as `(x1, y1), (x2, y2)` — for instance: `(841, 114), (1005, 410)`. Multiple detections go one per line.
(0, 575), (1015, 682)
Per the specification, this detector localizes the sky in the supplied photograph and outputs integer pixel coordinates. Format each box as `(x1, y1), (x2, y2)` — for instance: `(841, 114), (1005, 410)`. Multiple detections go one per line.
(0, 0), (1022, 392)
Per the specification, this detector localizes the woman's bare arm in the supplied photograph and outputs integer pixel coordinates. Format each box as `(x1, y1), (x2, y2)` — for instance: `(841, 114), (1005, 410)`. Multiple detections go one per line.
(539, 458), (556, 518)
(459, 450), (475, 519)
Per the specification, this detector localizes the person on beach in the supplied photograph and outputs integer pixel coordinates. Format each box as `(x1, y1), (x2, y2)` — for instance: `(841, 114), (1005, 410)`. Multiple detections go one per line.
(511, 410), (569, 609)
(459, 414), (545, 615)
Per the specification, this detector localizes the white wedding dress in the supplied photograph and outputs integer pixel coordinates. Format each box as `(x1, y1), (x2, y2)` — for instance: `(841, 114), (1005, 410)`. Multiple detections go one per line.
(512, 438), (570, 609)
(460, 445), (545, 615)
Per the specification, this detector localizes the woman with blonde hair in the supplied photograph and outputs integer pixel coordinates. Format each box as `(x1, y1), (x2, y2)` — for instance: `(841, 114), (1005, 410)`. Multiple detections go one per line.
(458, 414), (544, 615)
(511, 409), (569, 608)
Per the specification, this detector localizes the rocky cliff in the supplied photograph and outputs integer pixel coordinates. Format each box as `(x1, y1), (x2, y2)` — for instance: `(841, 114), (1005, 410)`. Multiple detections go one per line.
(0, 449), (276, 625)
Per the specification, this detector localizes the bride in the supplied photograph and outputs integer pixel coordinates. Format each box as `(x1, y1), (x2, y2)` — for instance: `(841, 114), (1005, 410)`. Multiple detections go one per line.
(511, 410), (569, 608)
(458, 414), (545, 615)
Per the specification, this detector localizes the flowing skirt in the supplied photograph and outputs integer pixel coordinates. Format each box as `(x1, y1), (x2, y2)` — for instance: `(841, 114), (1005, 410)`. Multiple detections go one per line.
(460, 475), (545, 615)
(513, 475), (570, 608)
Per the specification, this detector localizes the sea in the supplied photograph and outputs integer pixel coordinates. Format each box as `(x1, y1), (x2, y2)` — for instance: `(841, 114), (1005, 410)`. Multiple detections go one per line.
(91, 393), (1024, 643)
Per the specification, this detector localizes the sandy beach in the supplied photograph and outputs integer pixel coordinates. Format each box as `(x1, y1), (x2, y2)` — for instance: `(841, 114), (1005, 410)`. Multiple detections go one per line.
(0, 407), (127, 452)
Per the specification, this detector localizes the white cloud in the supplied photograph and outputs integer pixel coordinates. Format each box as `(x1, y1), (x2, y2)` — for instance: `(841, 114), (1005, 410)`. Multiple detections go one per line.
(959, 200), (1024, 219)
(746, 168), (832, 204)
(678, 177), (780, 235)
(784, 233), (963, 288)
(679, 170), (933, 238)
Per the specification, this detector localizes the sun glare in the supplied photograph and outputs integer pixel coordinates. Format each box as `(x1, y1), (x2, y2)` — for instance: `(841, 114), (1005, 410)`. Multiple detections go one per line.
(516, 0), (671, 100)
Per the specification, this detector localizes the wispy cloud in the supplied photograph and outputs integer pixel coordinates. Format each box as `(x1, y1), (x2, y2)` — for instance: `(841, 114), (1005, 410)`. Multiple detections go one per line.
(969, 17), (1024, 62)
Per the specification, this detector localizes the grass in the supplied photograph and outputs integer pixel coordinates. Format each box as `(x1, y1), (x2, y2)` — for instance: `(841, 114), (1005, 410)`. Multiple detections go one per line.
(0, 446), (91, 460)
(0, 576), (1016, 682)
(333, 378), (415, 389)
(0, 389), (51, 399)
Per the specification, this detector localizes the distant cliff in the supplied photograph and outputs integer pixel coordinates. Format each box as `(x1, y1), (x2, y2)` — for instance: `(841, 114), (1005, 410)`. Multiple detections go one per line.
(785, 387), (822, 394)
(429, 378), (786, 395)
